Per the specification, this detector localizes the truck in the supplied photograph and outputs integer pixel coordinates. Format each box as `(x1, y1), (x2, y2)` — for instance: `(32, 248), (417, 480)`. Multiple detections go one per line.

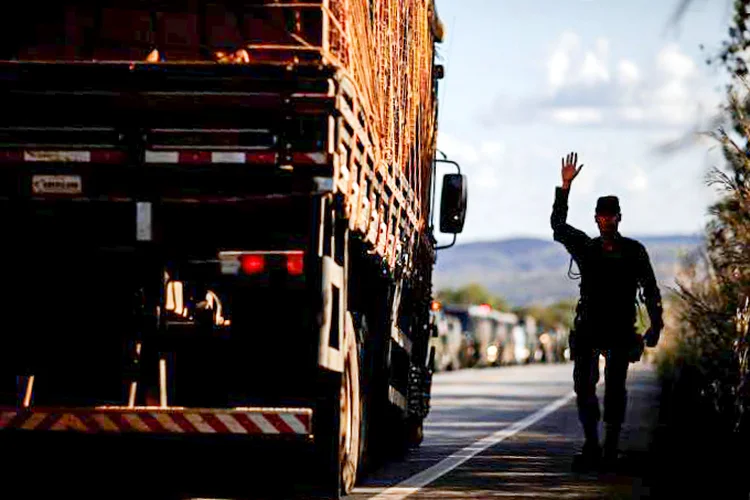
(429, 301), (466, 372)
(0, 1), (467, 497)
(443, 304), (503, 368)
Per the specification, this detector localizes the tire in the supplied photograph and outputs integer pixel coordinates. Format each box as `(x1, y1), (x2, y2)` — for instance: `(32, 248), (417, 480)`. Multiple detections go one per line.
(339, 312), (361, 495)
(405, 416), (424, 448)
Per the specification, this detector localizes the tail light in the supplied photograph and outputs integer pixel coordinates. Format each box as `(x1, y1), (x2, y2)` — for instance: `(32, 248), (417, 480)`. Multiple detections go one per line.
(240, 254), (265, 275)
(286, 252), (305, 276)
(219, 250), (306, 278)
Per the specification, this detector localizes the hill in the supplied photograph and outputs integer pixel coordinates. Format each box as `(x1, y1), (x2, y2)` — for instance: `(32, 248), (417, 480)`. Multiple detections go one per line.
(433, 235), (702, 306)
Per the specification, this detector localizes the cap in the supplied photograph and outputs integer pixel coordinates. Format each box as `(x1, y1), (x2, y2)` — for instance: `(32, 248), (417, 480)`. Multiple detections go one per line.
(596, 195), (620, 215)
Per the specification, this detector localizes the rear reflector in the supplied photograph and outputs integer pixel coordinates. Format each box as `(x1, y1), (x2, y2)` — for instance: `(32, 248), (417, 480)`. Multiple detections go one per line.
(240, 254), (266, 275)
(286, 252), (305, 276)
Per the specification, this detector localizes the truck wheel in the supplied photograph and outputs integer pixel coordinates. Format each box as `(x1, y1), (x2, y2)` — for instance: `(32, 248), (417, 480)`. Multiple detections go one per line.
(340, 313), (361, 494)
(405, 416), (424, 448)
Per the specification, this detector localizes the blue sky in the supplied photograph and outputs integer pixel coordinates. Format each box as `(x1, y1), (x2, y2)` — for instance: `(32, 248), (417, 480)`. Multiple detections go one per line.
(433, 0), (731, 244)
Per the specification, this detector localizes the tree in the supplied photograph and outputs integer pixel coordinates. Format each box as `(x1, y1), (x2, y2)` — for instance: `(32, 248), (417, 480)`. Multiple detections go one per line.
(435, 283), (509, 311)
(515, 299), (577, 330)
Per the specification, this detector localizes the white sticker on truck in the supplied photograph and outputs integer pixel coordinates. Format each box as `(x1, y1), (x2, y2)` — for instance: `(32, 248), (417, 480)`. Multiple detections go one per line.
(31, 175), (82, 195)
(136, 202), (152, 242)
(24, 151), (91, 163)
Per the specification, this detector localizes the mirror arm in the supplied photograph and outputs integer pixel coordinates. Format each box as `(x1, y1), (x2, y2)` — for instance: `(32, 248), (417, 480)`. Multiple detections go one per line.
(435, 158), (462, 175)
(436, 233), (457, 251)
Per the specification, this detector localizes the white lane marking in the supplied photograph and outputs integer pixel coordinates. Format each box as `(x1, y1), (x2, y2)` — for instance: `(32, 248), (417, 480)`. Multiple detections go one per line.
(359, 390), (576, 500)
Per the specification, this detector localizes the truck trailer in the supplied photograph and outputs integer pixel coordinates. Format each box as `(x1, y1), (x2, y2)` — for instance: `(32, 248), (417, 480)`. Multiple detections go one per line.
(0, 1), (467, 497)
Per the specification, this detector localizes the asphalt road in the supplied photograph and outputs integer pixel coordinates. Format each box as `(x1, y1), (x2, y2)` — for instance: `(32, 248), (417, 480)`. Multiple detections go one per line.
(349, 361), (659, 500)
(350, 362), (579, 498)
(9, 361), (660, 500)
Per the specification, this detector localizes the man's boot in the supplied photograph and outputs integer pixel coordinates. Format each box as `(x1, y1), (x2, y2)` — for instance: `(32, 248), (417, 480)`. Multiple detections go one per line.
(601, 423), (621, 471)
(572, 422), (601, 472)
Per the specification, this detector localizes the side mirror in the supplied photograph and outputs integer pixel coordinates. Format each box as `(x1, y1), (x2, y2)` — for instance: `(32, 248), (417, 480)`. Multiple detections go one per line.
(439, 173), (467, 234)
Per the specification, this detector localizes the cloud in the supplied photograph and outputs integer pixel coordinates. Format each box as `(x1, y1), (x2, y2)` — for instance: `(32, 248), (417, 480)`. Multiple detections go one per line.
(618, 60), (640, 86)
(484, 34), (721, 130)
(550, 107), (603, 125)
(626, 164), (649, 192)
(547, 31), (581, 92)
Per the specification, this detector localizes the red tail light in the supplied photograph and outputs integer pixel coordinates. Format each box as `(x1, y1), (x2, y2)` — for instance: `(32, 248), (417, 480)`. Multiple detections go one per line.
(286, 252), (305, 276)
(240, 254), (265, 275)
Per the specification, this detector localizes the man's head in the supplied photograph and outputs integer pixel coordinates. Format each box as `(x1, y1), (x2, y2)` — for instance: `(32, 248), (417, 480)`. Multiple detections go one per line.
(595, 195), (621, 237)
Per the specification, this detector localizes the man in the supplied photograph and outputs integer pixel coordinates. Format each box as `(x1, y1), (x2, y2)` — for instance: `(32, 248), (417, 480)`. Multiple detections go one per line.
(551, 152), (663, 471)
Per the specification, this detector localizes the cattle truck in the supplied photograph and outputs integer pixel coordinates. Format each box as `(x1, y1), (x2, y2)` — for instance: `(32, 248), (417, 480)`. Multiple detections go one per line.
(0, 1), (467, 497)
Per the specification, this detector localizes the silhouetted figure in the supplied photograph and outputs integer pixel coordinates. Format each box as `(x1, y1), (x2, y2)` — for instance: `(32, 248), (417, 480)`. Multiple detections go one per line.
(550, 152), (663, 471)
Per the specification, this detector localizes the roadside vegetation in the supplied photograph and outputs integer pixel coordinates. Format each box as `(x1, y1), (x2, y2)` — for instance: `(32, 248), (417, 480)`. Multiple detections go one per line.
(648, 2), (750, 495)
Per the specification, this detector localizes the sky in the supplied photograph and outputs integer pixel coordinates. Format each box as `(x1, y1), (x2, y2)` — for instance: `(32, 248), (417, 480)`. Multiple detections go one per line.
(432, 0), (732, 244)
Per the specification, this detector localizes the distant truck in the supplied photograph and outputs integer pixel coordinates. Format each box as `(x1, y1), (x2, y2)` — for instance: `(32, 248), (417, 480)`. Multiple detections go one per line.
(444, 304), (507, 368)
(429, 302), (465, 372)
(0, 1), (467, 497)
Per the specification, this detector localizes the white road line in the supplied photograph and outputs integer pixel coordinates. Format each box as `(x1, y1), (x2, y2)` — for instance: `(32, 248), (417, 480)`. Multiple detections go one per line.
(358, 390), (576, 500)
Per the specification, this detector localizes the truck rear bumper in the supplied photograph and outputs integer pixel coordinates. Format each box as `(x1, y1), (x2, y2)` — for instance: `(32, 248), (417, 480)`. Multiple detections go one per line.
(0, 405), (312, 438)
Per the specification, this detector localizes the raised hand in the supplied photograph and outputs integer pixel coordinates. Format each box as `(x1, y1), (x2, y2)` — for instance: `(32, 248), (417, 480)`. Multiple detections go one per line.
(561, 151), (584, 189)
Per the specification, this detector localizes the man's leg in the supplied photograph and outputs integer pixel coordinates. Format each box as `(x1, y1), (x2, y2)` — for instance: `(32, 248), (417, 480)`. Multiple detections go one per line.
(603, 348), (630, 461)
(573, 346), (601, 457)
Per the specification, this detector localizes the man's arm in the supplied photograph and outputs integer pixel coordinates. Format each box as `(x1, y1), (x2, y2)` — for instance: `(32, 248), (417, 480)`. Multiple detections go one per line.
(636, 243), (664, 347)
(551, 152), (590, 259)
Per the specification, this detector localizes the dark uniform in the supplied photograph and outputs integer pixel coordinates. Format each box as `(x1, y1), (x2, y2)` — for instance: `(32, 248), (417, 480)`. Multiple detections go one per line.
(550, 187), (663, 456)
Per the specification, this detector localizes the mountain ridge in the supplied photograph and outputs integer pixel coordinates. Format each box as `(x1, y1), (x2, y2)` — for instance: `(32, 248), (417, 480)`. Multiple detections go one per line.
(433, 234), (702, 307)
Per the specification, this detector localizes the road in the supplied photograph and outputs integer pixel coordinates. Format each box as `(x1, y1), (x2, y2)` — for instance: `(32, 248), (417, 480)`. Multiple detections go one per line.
(11, 361), (659, 500)
(348, 361), (657, 500)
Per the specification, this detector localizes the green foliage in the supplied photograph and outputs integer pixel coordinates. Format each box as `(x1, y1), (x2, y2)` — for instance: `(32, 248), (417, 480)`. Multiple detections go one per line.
(514, 299), (577, 330)
(665, 0), (750, 434)
(436, 283), (509, 311)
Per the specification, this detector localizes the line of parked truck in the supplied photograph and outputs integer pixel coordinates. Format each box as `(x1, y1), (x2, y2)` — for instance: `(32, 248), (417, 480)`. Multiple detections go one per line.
(429, 302), (571, 372)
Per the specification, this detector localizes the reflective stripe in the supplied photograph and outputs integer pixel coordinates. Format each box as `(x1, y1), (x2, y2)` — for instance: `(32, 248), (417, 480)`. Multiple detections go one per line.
(0, 407), (313, 435)
(216, 413), (248, 434)
(248, 414), (279, 434)
(51, 414), (88, 431)
(153, 413), (185, 433)
(145, 151), (179, 163)
(212, 152), (246, 163)
(123, 414), (151, 432)
(280, 414), (308, 434)
(92, 414), (119, 432)
(184, 413), (216, 433)
(21, 412), (47, 430)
